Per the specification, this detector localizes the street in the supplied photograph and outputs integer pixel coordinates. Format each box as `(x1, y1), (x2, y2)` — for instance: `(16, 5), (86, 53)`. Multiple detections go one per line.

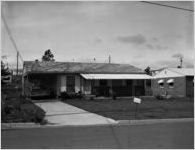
(1, 121), (194, 149)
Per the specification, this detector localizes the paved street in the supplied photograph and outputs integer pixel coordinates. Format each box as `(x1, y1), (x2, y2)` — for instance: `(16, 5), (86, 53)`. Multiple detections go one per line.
(1, 121), (194, 149)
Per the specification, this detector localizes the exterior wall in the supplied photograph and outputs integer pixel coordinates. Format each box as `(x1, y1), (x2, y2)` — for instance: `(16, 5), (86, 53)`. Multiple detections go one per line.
(60, 75), (67, 92)
(75, 75), (81, 93)
(56, 75), (61, 97)
(186, 76), (194, 97)
(152, 77), (186, 97)
(83, 79), (91, 94)
(80, 77), (84, 93)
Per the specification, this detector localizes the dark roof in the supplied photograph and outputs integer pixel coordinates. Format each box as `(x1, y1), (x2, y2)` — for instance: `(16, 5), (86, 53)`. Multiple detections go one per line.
(23, 61), (144, 74)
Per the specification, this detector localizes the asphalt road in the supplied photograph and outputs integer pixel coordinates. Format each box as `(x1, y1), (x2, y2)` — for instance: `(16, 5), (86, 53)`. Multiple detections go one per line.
(1, 121), (194, 149)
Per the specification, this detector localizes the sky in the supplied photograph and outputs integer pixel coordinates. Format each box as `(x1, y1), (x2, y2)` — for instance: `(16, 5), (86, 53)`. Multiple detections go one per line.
(1, 1), (194, 70)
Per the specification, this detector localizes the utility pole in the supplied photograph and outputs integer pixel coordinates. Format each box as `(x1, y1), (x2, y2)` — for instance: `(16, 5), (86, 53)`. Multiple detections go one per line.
(180, 56), (183, 68)
(16, 51), (19, 75)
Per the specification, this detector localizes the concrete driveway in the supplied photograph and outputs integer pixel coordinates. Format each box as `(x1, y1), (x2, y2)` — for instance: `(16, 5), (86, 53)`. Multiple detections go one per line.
(34, 100), (118, 126)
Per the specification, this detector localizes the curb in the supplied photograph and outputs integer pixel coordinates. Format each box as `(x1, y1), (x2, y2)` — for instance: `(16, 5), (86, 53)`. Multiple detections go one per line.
(1, 118), (193, 130)
(1, 123), (42, 130)
(1, 122), (119, 130)
(118, 118), (194, 125)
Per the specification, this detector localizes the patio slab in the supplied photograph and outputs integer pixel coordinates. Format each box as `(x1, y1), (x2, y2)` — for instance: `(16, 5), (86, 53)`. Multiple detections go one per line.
(34, 100), (118, 126)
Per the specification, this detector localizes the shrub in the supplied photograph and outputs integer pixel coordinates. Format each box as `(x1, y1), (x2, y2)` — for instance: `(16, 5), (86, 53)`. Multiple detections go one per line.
(20, 103), (46, 123)
(60, 91), (70, 100)
(155, 94), (164, 100)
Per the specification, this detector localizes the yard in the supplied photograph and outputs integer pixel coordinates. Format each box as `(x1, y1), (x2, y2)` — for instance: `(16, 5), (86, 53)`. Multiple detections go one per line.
(1, 76), (46, 124)
(64, 96), (194, 120)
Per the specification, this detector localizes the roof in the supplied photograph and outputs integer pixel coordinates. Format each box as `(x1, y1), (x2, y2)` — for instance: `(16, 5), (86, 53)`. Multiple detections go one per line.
(168, 68), (194, 76)
(81, 74), (152, 80)
(23, 61), (144, 74)
(153, 68), (194, 78)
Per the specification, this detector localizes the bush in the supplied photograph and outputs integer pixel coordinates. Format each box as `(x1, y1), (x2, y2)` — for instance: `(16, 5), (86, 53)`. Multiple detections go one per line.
(155, 94), (164, 100)
(60, 91), (83, 100)
(20, 103), (46, 124)
(60, 91), (70, 100)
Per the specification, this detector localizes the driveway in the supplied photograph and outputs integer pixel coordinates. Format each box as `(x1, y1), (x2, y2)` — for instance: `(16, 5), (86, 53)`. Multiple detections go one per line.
(34, 100), (118, 126)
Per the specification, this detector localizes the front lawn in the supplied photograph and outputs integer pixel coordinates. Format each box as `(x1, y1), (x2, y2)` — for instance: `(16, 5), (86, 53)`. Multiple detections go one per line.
(1, 78), (46, 124)
(2, 96), (46, 124)
(64, 97), (194, 120)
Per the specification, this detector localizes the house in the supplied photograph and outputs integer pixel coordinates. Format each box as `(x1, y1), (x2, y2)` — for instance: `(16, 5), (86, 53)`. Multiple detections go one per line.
(152, 68), (194, 97)
(22, 61), (152, 99)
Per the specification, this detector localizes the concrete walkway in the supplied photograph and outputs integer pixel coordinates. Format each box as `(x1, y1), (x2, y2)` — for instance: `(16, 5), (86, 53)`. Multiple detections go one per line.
(34, 101), (118, 126)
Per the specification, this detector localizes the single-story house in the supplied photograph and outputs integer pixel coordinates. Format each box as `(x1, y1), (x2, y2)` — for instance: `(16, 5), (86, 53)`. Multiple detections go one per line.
(152, 68), (194, 97)
(22, 61), (152, 99)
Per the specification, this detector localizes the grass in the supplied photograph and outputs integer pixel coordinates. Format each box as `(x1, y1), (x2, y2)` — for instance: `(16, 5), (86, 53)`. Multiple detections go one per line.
(2, 97), (46, 123)
(64, 96), (194, 120)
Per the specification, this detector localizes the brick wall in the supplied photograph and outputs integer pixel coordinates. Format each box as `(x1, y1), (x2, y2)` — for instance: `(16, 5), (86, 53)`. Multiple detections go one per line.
(186, 76), (194, 97)
(152, 77), (186, 97)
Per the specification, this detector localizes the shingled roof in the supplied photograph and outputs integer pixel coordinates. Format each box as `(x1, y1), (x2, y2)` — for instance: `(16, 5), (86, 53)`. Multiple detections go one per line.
(23, 61), (144, 74)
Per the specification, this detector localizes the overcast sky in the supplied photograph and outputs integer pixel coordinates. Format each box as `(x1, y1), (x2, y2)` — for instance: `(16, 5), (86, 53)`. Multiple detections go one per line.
(1, 1), (194, 69)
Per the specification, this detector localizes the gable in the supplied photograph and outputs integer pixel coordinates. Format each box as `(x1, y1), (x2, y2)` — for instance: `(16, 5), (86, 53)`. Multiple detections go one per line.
(154, 68), (185, 78)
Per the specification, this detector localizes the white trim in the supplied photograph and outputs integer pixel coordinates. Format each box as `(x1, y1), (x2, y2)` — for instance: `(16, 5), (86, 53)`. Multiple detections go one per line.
(80, 73), (152, 80)
(158, 79), (164, 84)
(167, 79), (174, 83)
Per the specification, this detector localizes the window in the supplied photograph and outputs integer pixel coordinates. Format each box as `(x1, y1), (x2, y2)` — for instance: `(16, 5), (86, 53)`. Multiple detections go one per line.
(159, 82), (164, 88)
(168, 82), (174, 88)
(167, 79), (174, 88)
(158, 79), (164, 88)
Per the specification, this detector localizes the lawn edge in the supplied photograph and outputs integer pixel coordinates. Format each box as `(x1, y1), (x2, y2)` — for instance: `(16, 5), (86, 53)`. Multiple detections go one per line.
(1, 117), (193, 130)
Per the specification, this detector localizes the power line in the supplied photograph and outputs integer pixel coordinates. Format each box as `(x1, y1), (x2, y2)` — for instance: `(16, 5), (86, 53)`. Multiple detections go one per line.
(141, 1), (194, 12)
(1, 13), (24, 62)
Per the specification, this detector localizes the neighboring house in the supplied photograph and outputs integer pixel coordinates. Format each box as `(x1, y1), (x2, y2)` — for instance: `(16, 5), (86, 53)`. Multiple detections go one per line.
(152, 68), (194, 97)
(1, 75), (12, 83)
(12, 68), (23, 75)
(22, 61), (152, 99)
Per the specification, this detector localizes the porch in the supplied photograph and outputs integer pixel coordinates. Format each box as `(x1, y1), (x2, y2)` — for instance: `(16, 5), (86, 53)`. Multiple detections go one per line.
(91, 79), (145, 97)
(23, 73), (152, 99)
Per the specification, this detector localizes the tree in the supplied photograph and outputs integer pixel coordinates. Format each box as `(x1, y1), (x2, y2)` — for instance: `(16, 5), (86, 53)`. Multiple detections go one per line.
(1, 61), (11, 85)
(1, 61), (11, 76)
(42, 49), (55, 61)
(144, 66), (152, 75)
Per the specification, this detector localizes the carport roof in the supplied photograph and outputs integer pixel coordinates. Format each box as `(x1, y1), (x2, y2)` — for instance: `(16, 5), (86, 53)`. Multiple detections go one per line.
(81, 73), (152, 79)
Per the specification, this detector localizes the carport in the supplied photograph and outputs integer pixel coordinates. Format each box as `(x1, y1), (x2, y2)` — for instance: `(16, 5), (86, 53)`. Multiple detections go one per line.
(81, 74), (152, 97)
